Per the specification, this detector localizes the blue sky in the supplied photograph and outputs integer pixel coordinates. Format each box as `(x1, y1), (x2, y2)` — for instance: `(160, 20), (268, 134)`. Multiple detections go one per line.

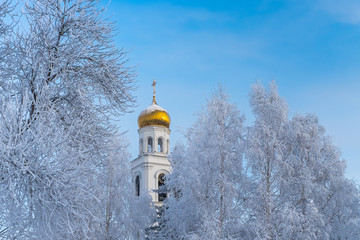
(104, 0), (360, 183)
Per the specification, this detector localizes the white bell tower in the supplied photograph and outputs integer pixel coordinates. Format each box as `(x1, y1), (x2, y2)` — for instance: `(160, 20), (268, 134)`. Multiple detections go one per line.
(131, 80), (171, 205)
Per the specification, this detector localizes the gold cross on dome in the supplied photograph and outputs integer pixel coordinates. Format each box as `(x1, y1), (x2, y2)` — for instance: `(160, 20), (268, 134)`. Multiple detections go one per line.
(152, 79), (157, 104)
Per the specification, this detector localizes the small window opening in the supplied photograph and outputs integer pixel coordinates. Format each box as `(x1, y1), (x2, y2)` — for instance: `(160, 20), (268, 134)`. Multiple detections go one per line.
(135, 175), (140, 197)
(158, 138), (163, 152)
(158, 173), (167, 202)
(147, 137), (153, 153)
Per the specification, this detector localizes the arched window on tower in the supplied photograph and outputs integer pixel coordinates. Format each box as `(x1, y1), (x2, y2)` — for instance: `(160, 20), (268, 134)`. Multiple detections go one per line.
(135, 175), (140, 197)
(158, 138), (163, 153)
(147, 137), (153, 153)
(139, 139), (143, 154)
(158, 173), (167, 202)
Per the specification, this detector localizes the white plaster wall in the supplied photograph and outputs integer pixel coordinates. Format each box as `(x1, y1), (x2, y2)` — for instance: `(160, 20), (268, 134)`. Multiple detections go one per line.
(131, 125), (171, 204)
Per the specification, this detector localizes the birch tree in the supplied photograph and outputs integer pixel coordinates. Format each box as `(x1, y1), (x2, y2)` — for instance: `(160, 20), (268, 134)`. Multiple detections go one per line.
(0, 0), (146, 239)
(285, 114), (360, 239)
(161, 87), (247, 239)
(245, 81), (289, 240)
(159, 82), (359, 239)
(246, 82), (360, 240)
(0, 0), (13, 36)
(102, 137), (153, 240)
(0, 0), (15, 88)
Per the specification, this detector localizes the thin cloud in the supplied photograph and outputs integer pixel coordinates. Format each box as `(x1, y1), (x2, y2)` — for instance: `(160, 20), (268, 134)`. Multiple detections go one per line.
(316, 0), (360, 24)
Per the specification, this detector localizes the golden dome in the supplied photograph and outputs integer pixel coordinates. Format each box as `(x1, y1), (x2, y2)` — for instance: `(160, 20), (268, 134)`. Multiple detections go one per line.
(138, 102), (170, 128)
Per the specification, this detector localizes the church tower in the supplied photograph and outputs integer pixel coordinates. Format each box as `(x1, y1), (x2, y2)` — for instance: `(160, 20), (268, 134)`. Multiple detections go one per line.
(131, 80), (171, 205)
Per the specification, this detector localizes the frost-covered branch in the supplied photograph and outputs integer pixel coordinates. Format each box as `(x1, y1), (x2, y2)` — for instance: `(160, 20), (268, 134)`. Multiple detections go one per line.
(0, 0), (144, 239)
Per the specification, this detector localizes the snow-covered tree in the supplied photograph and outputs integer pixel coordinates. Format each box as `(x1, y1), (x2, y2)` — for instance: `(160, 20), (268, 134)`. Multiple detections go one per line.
(246, 82), (360, 239)
(0, 0), (15, 87)
(160, 87), (247, 239)
(285, 114), (360, 239)
(0, 0), (152, 239)
(102, 137), (154, 240)
(245, 81), (289, 240)
(160, 82), (359, 239)
(0, 0), (13, 36)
